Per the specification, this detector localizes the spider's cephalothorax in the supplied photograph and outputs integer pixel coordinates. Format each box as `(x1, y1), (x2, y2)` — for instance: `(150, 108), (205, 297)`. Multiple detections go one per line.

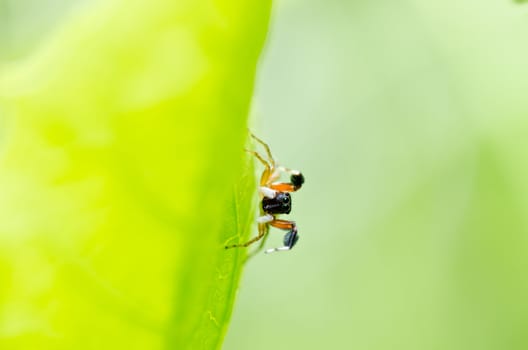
(262, 192), (291, 214)
(225, 132), (304, 254)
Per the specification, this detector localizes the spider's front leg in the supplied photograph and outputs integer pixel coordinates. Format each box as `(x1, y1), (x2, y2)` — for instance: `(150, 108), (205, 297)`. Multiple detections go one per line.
(267, 166), (305, 193)
(265, 219), (299, 254)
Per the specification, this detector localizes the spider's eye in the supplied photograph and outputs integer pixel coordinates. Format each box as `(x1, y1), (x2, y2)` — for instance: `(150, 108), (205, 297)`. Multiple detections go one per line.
(282, 195), (290, 203)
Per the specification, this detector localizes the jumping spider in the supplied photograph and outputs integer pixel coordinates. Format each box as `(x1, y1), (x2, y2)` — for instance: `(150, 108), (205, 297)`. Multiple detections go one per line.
(225, 133), (304, 254)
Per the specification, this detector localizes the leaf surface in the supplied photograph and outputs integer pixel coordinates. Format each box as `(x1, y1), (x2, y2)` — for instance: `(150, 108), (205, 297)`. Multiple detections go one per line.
(0, 1), (270, 348)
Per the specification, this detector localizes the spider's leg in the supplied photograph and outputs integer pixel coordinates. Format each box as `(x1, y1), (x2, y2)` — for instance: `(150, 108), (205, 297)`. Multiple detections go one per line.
(268, 166), (305, 192)
(249, 132), (276, 168)
(246, 223), (271, 260)
(269, 219), (296, 230)
(265, 219), (299, 254)
(245, 149), (274, 187)
(259, 186), (277, 199)
(225, 221), (269, 250)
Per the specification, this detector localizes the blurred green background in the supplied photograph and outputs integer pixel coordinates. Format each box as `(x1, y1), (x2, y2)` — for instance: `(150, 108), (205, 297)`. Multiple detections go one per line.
(225, 0), (528, 349)
(3, 0), (528, 349)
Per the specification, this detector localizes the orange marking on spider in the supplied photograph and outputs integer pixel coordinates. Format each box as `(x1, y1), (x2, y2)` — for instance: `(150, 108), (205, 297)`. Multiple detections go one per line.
(269, 219), (296, 230)
(269, 183), (296, 192)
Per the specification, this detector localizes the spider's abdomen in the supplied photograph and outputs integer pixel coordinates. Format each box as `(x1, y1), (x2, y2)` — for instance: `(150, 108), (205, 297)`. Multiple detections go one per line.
(262, 192), (291, 214)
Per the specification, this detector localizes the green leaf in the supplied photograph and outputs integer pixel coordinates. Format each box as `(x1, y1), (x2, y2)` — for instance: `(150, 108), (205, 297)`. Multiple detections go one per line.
(0, 0), (269, 348)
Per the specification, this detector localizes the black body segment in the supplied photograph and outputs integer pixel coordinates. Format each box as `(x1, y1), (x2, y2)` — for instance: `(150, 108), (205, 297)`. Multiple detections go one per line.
(291, 173), (305, 189)
(262, 192), (291, 214)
